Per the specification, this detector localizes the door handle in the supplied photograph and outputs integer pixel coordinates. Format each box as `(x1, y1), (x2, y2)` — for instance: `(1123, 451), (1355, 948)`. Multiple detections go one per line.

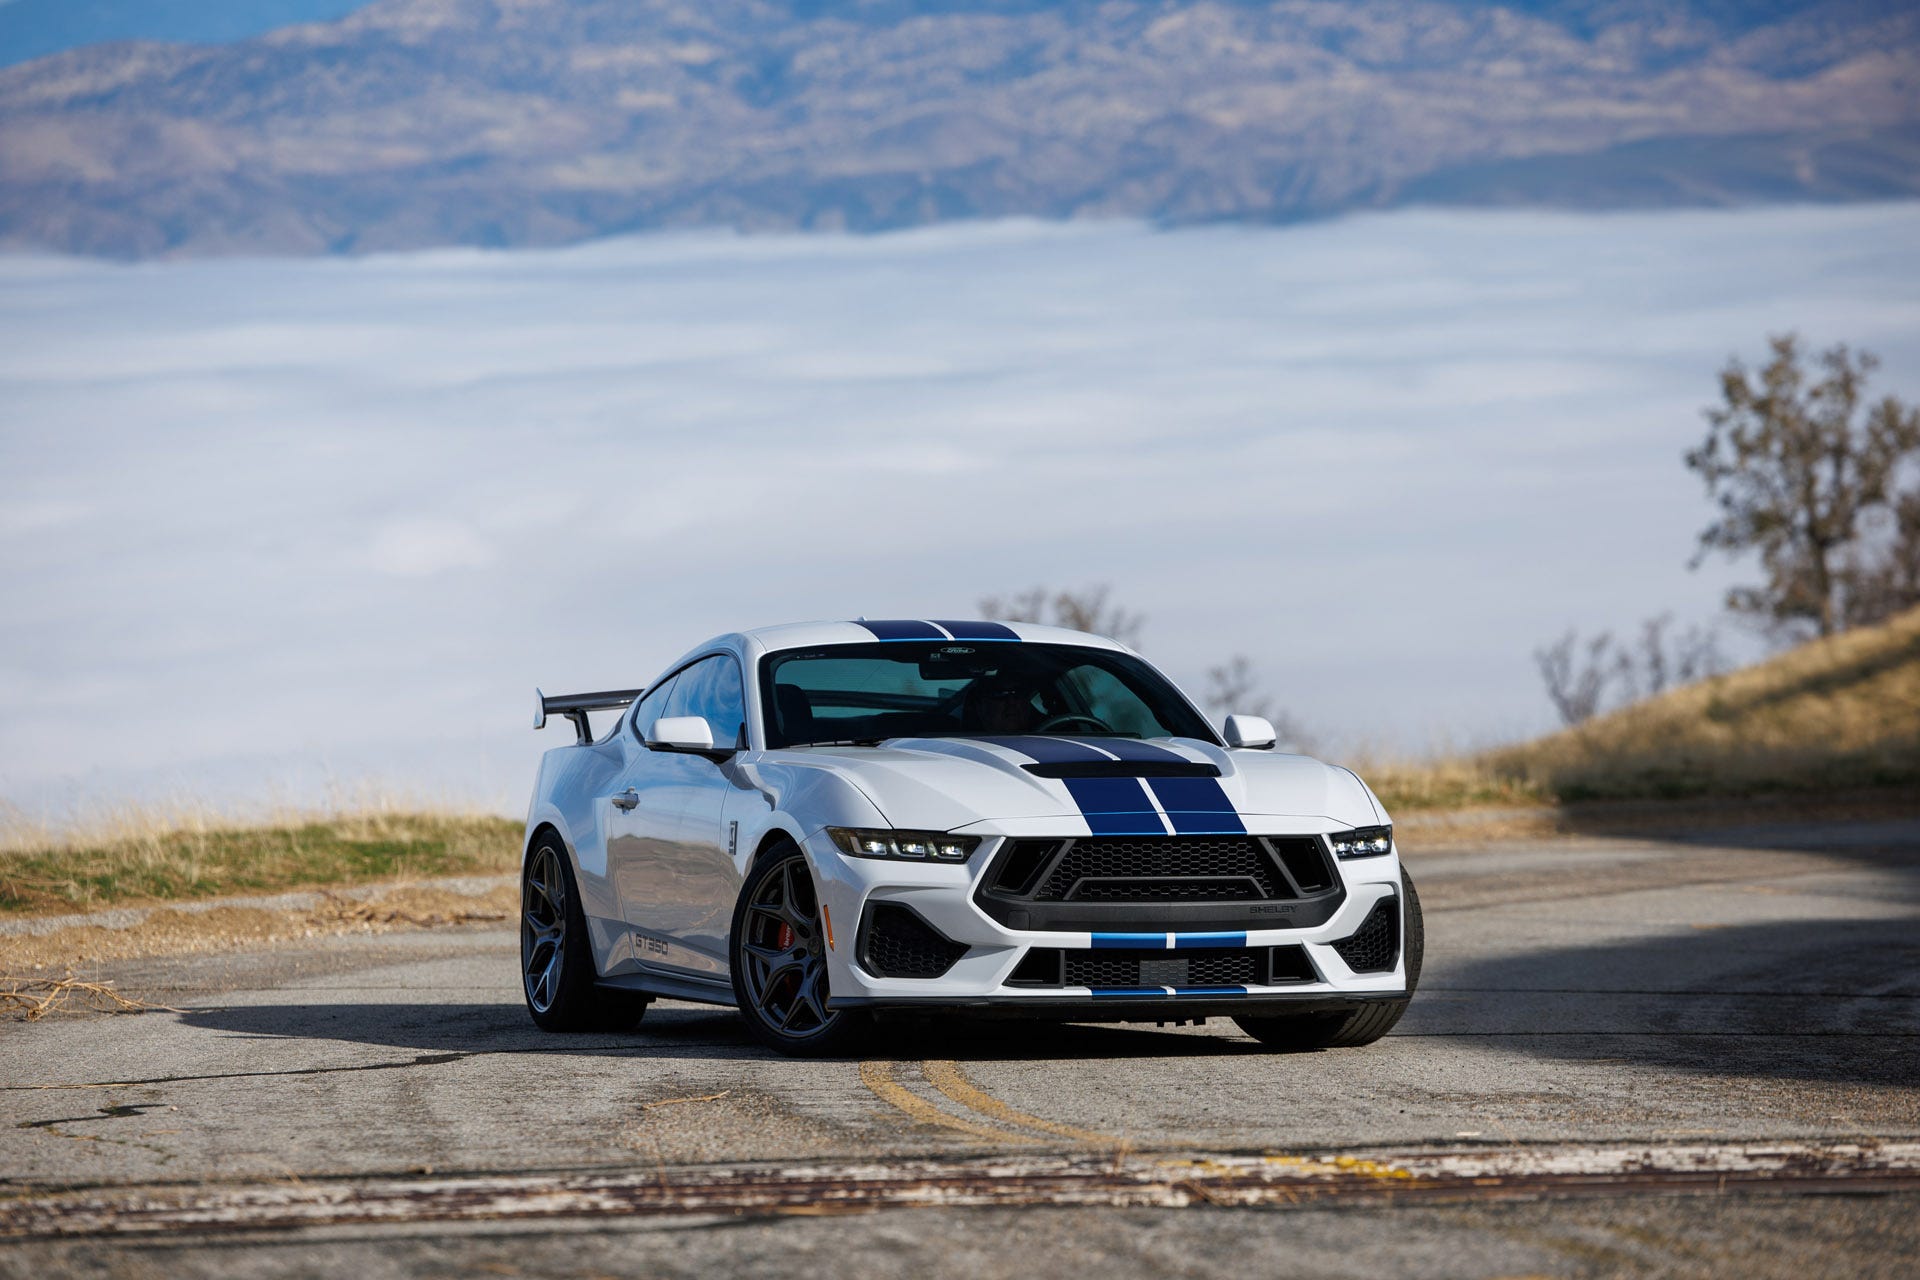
(611, 787), (639, 811)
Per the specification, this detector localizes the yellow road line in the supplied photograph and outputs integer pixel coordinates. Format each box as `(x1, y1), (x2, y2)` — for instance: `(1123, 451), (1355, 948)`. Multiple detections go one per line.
(922, 1059), (1123, 1146)
(857, 1061), (1042, 1144)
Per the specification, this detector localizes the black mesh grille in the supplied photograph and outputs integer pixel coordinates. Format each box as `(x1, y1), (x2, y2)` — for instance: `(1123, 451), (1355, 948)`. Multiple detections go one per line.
(1063, 948), (1262, 987)
(1268, 944), (1318, 983)
(859, 904), (968, 979)
(976, 835), (1348, 932)
(1332, 898), (1400, 973)
(1034, 837), (1283, 902)
(1272, 838), (1338, 893)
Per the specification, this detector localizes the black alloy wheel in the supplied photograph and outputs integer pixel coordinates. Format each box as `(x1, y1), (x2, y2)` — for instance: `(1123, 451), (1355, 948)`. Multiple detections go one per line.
(730, 843), (867, 1055)
(521, 836), (649, 1033)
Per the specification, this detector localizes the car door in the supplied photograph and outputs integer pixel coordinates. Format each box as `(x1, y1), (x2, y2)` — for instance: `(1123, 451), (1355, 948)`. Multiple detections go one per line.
(616, 653), (750, 977)
(602, 671), (689, 973)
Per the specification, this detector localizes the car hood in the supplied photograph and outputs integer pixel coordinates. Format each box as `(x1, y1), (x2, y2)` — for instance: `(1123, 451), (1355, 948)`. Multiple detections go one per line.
(767, 736), (1382, 833)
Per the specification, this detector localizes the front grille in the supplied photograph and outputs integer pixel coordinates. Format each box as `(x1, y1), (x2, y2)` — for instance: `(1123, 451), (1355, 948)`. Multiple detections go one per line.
(1021, 836), (1319, 902)
(1332, 898), (1400, 973)
(1066, 948), (1263, 987)
(858, 903), (968, 979)
(976, 835), (1347, 932)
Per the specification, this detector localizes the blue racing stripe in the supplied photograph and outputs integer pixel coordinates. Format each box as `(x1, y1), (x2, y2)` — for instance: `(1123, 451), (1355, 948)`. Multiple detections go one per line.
(854, 619), (947, 641)
(1172, 986), (1248, 997)
(1063, 777), (1166, 836)
(991, 735), (1113, 763)
(929, 619), (1021, 641)
(1093, 932), (1169, 949)
(1174, 932), (1247, 949)
(1071, 737), (1187, 764)
(1089, 987), (1170, 998)
(1147, 776), (1248, 835)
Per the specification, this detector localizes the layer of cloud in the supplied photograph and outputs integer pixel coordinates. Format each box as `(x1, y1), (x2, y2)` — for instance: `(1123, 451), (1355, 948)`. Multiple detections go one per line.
(2, 204), (1918, 819)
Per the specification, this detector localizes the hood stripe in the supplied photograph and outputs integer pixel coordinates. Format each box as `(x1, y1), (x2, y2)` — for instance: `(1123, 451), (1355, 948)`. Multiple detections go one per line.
(989, 735), (1114, 764)
(1147, 776), (1248, 835)
(1068, 737), (1187, 764)
(984, 735), (1244, 836)
(1062, 777), (1172, 836)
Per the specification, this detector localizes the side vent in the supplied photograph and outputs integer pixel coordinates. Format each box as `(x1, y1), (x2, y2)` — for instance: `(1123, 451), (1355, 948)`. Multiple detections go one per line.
(1006, 947), (1065, 987)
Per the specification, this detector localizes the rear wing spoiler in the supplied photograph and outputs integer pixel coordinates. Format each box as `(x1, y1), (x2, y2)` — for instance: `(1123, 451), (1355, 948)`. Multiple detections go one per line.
(534, 686), (646, 745)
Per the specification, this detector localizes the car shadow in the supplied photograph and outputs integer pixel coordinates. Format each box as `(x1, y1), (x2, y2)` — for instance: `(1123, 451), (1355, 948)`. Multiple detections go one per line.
(173, 998), (1273, 1062)
(1423, 910), (1920, 1087)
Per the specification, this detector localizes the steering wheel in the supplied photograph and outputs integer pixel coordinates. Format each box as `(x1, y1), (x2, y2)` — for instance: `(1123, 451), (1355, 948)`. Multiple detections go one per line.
(1033, 713), (1114, 735)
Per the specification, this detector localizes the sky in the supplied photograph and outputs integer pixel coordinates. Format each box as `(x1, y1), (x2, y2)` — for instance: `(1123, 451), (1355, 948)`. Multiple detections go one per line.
(3, 202), (1919, 825)
(0, 1), (373, 67)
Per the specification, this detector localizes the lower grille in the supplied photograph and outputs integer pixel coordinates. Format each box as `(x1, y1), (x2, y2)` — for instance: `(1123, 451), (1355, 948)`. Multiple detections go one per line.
(858, 903), (968, 979)
(1008, 945), (1322, 988)
(1066, 948), (1262, 987)
(1332, 898), (1400, 973)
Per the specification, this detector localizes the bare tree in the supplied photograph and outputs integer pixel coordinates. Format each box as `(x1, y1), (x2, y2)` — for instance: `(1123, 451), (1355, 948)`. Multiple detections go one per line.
(1612, 614), (1728, 702)
(1538, 616), (1728, 724)
(1203, 654), (1312, 749)
(1686, 334), (1920, 638)
(1534, 630), (1616, 726)
(978, 584), (1146, 647)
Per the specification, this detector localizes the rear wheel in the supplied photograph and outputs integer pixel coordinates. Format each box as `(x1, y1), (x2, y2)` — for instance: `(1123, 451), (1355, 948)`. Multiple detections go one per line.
(730, 843), (868, 1056)
(521, 837), (649, 1033)
(1234, 869), (1424, 1051)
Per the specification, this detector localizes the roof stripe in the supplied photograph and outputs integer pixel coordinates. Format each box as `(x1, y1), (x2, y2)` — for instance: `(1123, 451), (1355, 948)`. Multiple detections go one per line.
(928, 619), (1022, 641)
(852, 619), (947, 641)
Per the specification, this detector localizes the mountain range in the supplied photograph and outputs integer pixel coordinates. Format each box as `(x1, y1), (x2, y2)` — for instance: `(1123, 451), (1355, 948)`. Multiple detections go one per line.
(0, 0), (1914, 258)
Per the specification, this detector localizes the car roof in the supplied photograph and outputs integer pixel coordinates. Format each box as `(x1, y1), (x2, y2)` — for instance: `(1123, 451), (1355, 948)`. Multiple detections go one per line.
(739, 619), (1134, 656)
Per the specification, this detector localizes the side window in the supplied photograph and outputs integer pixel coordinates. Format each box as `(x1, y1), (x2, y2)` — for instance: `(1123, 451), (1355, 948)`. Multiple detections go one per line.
(664, 655), (748, 749)
(629, 672), (680, 742)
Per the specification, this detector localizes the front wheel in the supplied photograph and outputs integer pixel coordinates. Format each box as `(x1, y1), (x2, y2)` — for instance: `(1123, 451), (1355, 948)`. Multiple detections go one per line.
(521, 838), (649, 1033)
(729, 843), (868, 1056)
(1234, 868), (1424, 1051)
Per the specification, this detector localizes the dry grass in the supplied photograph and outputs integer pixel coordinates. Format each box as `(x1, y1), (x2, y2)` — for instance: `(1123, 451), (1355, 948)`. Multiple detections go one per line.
(1378, 603), (1920, 813)
(0, 804), (521, 917)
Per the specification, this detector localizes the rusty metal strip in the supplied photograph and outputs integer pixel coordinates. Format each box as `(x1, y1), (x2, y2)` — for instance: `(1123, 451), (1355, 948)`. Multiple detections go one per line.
(4, 1141), (1917, 1240)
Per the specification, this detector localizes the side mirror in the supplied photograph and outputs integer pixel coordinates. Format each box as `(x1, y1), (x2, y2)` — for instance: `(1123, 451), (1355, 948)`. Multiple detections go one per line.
(1223, 714), (1277, 749)
(647, 715), (723, 755)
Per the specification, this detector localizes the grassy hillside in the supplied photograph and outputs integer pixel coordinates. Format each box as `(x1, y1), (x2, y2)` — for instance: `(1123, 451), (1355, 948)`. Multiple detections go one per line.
(5, 609), (1916, 917)
(1375, 604), (1920, 811)
(0, 809), (519, 916)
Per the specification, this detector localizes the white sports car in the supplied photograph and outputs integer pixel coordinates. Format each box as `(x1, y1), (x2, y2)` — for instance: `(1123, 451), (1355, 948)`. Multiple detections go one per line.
(523, 619), (1422, 1055)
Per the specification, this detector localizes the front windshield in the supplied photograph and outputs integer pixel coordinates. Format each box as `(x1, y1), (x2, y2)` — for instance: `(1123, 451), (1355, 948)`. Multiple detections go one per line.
(758, 641), (1217, 749)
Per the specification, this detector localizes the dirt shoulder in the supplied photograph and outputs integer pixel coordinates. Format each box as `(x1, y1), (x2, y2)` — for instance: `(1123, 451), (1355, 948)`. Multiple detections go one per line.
(0, 877), (515, 980)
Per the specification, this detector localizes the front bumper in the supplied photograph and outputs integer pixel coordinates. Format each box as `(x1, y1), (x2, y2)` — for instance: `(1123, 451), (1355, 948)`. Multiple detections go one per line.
(804, 825), (1409, 1011)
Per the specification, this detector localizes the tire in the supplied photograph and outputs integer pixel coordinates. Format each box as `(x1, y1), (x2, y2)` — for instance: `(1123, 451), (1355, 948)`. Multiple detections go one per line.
(1234, 868), (1424, 1051)
(521, 835), (650, 1033)
(729, 842), (868, 1057)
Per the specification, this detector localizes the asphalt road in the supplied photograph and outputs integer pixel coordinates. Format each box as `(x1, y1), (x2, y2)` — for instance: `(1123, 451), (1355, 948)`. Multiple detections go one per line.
(3, 820), (1918, 1277)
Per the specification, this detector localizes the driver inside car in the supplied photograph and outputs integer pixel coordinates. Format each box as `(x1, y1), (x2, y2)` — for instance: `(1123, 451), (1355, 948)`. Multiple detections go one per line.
(966, 672), (1049, 734)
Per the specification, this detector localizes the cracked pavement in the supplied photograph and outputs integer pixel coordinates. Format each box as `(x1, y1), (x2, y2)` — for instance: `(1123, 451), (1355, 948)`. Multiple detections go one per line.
(1, 821), (1917, 1277)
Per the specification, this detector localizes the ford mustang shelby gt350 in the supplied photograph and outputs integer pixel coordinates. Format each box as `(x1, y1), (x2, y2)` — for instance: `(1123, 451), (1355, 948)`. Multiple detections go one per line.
(523, 619), (1421, 1055)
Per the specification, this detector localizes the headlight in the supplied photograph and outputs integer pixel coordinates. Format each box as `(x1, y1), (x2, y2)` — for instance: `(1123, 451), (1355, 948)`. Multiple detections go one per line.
(1328, 824), (1393, 859)
(826, 827), (980, 863)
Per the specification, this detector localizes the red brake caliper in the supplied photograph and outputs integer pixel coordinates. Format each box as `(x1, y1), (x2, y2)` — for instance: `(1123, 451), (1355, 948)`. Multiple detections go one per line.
(776, 922), (794, 951)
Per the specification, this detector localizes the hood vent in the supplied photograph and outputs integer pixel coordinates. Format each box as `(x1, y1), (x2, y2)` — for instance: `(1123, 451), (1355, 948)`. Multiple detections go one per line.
(1021, 761), (1220, 779)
